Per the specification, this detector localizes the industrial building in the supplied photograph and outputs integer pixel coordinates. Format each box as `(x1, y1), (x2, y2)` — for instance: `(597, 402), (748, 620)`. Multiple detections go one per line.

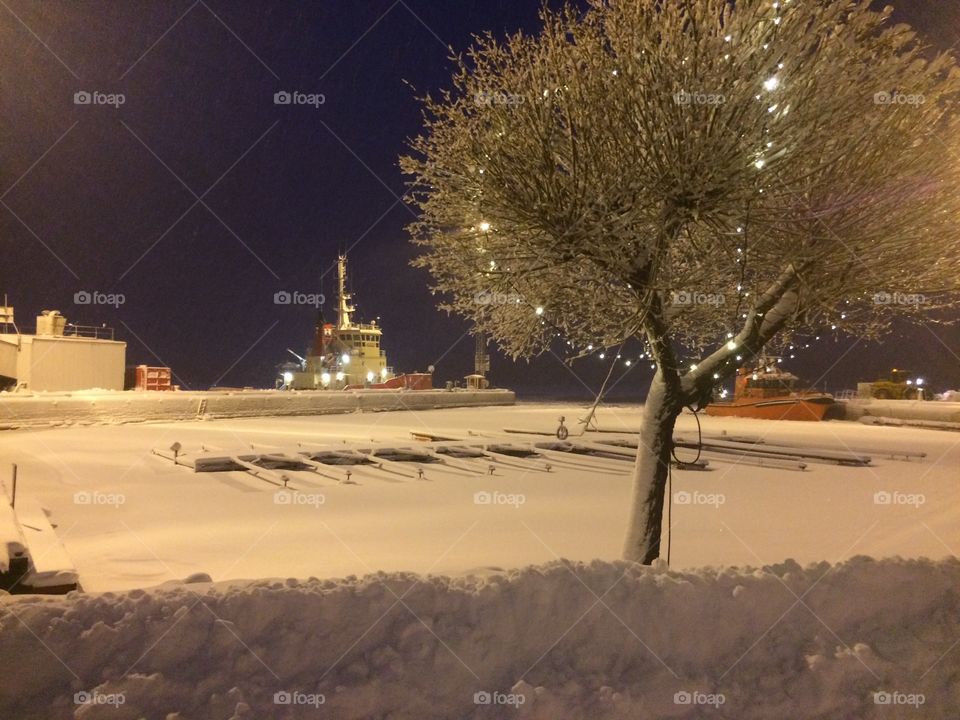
(0, 307), (126, 392)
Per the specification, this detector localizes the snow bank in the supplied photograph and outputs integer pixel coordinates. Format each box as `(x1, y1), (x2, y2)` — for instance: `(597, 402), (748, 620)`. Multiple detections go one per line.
(2, 557), (959, 719)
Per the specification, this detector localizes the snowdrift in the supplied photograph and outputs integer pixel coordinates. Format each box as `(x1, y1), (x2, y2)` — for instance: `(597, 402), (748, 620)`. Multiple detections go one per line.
(2, 557), (959, 719)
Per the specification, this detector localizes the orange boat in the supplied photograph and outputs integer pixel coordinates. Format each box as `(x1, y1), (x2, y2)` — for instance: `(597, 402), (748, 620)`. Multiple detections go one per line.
(706, 362), (834, 421)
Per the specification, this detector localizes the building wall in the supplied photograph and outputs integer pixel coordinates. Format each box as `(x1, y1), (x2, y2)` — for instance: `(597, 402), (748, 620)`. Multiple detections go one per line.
(15, 336), (126, 392)
(0, 337), (17, 381)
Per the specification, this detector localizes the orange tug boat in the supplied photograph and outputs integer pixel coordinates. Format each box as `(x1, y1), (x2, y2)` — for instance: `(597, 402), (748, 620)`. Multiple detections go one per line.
(706, 362), (834, 422)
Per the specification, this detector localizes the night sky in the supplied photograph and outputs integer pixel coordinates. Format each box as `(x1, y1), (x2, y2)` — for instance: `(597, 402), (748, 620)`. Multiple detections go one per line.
(1, 0), (958, 399)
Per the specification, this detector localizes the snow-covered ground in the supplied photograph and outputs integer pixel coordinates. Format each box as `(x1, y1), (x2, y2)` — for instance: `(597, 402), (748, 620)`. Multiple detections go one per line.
(1, 402), (959, 718)
(3, 558), (960, 719)
(0, 403), (956, 591)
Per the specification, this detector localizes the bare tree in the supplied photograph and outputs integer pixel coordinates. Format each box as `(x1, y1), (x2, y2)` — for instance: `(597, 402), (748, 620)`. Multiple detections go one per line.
(402, 0), (960, 563)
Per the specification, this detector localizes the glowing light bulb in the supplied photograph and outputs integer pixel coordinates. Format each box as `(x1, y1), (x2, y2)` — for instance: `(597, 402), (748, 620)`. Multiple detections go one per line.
(726, 340), (737, 350)
(479, 221), (491, 232)
(535, 306), (544, 316)
(764, 77), (779, 92)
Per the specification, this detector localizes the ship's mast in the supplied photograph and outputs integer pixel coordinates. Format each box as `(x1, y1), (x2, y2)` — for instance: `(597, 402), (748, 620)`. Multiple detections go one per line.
(337, 254), (355, 330)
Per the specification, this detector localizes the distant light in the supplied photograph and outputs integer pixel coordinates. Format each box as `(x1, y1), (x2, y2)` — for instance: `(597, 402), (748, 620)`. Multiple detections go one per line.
(917, 378), (925, 386)
(335, 371), (345, 382)
(754, 159), (765, 170)
(764, 77), (779, 91)
(713, 373), (720, 379)
(690, 364), (698, 371)
(321, 372), (331, 386)
(599, 353), (605, 359)
(282, 371), (293, 384)
(625, 360), (632, 366)
(341, 353), (351, 365)
(535, 306), (544, 316)
(736, 355), (743, 361)
(381, 367), (389, 378)
(479, 221), (491, 232)
(724, 35), (732, 42)
(726, 340), (737, 350)
(906, 379), (913, 385)
(366, 371), (375, 382)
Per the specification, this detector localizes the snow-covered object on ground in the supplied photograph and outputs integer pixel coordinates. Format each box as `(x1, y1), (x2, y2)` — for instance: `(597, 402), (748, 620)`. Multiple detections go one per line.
(2, 557), (959, 719)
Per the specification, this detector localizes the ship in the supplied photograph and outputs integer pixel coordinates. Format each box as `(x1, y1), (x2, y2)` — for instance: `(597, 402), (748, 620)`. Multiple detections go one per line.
(705, 359), (834, 421)
(281, 255), (432, 391)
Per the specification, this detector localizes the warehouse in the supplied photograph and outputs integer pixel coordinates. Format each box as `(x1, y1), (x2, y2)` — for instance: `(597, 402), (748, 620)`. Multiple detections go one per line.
(0, 307), (126, 392)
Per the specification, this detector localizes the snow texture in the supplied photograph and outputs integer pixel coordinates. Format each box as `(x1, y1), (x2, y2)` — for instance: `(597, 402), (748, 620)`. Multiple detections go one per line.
(2, 557), (959, 719)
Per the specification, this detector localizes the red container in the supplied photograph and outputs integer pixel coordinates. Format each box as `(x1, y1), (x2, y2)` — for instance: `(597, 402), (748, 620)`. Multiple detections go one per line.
(135, 365), (172, 391)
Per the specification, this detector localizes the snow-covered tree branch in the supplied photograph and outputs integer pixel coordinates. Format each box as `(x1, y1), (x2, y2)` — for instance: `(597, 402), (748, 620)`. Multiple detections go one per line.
(402, 0), (960, 564)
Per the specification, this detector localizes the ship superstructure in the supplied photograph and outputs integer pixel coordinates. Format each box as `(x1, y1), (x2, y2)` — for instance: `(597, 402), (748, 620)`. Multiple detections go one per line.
(284, 255), (397, 390)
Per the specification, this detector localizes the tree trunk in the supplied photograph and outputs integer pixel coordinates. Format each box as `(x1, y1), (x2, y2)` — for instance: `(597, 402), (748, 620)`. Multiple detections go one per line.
(622, 370), (682, 564)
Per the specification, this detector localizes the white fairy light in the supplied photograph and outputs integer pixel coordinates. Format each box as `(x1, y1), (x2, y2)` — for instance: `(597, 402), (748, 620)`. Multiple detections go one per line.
(763, 77), (780, 92)
(479, 221), (491, 232)
(535, 306), (544, 315)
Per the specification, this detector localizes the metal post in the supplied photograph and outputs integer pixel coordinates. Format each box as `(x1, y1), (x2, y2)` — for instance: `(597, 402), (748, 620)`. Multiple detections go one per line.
(10, 464), (17, 508)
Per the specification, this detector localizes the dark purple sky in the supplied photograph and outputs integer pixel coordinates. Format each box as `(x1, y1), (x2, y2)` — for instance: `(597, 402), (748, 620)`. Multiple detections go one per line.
(1, 0), (957, 398)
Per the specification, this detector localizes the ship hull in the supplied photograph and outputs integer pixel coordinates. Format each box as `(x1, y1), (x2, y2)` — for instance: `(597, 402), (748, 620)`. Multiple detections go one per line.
(705, 395), (833, 422)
